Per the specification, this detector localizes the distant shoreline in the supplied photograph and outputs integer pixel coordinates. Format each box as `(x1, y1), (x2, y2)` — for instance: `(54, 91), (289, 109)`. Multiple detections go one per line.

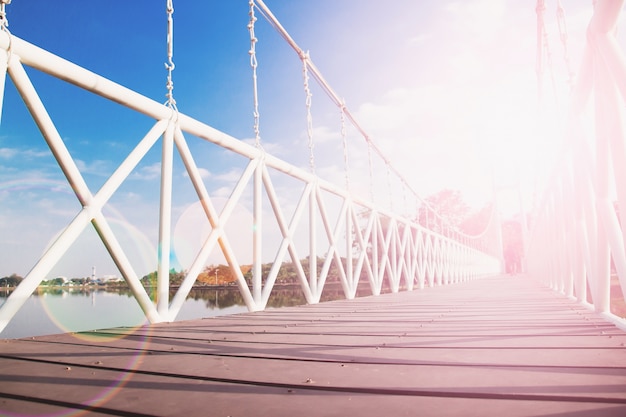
(0, 282), (338, 293)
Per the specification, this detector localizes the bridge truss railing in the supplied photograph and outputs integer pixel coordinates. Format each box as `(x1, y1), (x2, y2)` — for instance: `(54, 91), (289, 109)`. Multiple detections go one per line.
(0, 27), (500, 334)
(527, 0), (626, 326)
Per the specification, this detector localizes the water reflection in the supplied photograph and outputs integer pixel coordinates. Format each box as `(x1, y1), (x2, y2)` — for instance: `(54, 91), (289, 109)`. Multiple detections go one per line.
(0, 284), (367, 340)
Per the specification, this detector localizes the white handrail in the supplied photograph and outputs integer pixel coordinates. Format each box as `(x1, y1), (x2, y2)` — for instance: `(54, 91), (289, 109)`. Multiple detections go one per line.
(0, 30), (501, 335)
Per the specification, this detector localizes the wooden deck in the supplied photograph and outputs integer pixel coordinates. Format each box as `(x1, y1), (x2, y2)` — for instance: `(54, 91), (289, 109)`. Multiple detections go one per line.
(1, 275), (626, 416)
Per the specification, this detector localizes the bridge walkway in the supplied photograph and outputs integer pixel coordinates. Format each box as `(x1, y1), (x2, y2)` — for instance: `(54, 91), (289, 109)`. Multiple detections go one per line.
(1, 275), (626, 416)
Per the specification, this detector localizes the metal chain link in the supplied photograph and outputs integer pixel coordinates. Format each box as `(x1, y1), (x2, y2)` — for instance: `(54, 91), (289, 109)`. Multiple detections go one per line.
(386, 162), (393, 212)
(165, 0), (177, 110)
(367, 140), (374, 203)
(0, 0), (11, 59)
(536, 0), (559, 110)
(542, 15), (559, 110)
(247, 2), (484, 242)
(556, 0), (575, 91)
(535, 0), (546, 102)
(248, 0), (262, 149)
(340, 103), (350, 192)
(402, 184), (408, 218)
(0, 0), (10, 32)
(301, 51), (315, 174)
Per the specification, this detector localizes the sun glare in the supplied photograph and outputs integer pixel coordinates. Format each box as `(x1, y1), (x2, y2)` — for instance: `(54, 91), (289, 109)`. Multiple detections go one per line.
(353, 0), (580, 219)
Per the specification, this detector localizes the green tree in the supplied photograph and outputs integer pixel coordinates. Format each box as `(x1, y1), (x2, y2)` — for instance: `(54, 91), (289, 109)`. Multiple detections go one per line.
(459, 203), (494, 235)
(140, 269), (185, 287)
(0, 273), (23, 287)
(70, 277), (89, 285)
(417, 189), (471, 234)
(49, 277), (65, 286)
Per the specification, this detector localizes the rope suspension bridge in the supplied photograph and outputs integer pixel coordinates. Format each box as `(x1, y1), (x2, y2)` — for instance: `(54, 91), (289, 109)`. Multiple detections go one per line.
(0, 1), (626, 415)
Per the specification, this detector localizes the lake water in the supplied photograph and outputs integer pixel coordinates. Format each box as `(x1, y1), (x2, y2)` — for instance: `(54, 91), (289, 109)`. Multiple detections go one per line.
(0, 285), (357, 339)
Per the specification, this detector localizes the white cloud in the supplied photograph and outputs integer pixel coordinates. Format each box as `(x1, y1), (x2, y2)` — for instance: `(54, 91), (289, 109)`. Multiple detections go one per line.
(182, 167), (211, 179)
(24, 149), (52, 158)
(212, 186), (234, 199)
(310, 125), (341, 144)
(36, 197), (78, 218)
(240, 137), (294, 159)
(75, 159), (112, 176)
(119, 191), (143, 202)
(0, 147), (50, 160)
(214, 168), (245, 184)
(0, 147), (17, 159)
(349, 70), (543, 206)
(131, 162), (162, 180)
(444, 0), (506, 36)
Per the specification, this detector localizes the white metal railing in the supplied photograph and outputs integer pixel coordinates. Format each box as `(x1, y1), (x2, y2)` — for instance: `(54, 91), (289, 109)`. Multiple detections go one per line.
(0, 27), (501, 335)
(527, 0), (626, 327)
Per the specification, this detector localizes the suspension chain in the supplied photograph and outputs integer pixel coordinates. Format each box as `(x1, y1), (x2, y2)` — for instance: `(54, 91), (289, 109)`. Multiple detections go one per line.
(247, 0), (492, 245)
(536, 0), (559, 110)
(0, 0), (9, 128)
(248, 0), (262, 149)
(367, 140), (374, 203)
(165, 0), (176, 110)
(542, 9), (558, 109)
(535, 0), (546, 103)
(340, 102), (350, 192)
(386, 162), (393, 212)
(402, 183), (408, 218)
(556, 0), (575, 91)
(0, 0), (10, 32)
(301, 51), (315, 174)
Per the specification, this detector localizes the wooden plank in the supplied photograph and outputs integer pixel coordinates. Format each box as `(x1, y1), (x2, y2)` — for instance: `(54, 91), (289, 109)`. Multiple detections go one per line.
(1, 276), (626, 416)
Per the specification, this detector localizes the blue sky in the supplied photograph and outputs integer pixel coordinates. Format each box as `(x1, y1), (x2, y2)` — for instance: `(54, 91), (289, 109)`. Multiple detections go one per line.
(0, 0), (604, 279)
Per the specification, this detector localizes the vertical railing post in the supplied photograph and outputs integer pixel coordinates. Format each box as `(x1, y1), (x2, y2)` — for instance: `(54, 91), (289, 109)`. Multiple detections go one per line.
(345, 200), (353, 295)
(309, 183), (318, 298)
(593, 42), (614, 313)
(157, 121), (175, 316)
(555, 177), (571, 295)
(253, 160), (263, 303)
(372, 212), (380, 295)
(545, 193), (557, 290)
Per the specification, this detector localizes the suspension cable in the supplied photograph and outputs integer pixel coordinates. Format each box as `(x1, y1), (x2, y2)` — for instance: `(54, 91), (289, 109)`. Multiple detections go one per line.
(340, 102), (350, 192)
(0, 0), (10, 33)
(367, 140), (375, 203)
(253, 1), (431, 214)
(535, 0), (546, 105)
(402, 184), (408, 218)
(540, 3), (559, 111)
(0, 0), (11, 55)
(301, 51), (316, 174)
(252, 0), (491, 240)
(556, 0), (575, 92)
(0, 0), (11, 127)
(165, 0), (177, 110)
(248, 0), (262, 149)
(386, 162), (393, 212)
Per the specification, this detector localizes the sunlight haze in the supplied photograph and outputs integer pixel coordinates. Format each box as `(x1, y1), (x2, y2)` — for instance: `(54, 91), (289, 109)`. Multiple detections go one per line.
(0, 0), (606, 279)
